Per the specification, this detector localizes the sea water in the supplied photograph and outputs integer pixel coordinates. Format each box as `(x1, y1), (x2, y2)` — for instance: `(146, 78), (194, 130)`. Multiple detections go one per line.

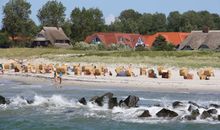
(0, 78), (220, 130)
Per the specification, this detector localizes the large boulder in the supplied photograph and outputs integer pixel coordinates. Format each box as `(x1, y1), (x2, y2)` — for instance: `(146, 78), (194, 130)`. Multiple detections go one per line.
(191, 109), (200, 117)
(119, 100), (128, 108)
(218, 115), (220, 121)
(184, 115), (197, 120)
(200, 111), (212, 119)
(172, 101), (184, 108)
(156, 108), (178, 118)
(184, 109), (200, 120)
(138, 110), (151, 118)
(188, 101), (200, 108)
(90, 92), (114, 107)
(101, 92), (113, 99)
(209, 104), (220, 108)
(123, 95), (139, 108)
(0, 95), (6, 104)
(78, 97), (87, 105)
(207, 109), (217, 115)
(108, 97), (118, 109)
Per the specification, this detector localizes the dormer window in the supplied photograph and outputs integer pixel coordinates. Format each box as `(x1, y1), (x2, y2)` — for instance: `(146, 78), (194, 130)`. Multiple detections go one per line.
(37, 34), (44, 38)
(119, 37), (123, 42)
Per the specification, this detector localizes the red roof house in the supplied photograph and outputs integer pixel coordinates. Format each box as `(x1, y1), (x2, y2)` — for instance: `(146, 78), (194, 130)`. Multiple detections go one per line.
(142, 32), (189, 47)
(85, 32), (144, 48)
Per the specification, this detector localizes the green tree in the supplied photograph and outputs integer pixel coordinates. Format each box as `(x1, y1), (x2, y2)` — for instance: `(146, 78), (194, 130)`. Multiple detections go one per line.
(0, 33), (11, 48)
(181, 11), (200, 31)
(70, 7), (105, 42)
(37, 0), (66, 27)
(62, 19), (72, 37)
(138, 13), (153, 34)
(118, 9), (142, 33)
(167, 11), (182, 31)
(152, 35), (175, 51)
(151, 13), (167, 33)
(3, 0), (36, 40)
(212, 13), (220, 29)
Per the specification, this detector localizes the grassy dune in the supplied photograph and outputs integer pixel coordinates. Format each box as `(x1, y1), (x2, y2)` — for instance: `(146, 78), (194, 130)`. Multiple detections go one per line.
(0, 48), (220, 68)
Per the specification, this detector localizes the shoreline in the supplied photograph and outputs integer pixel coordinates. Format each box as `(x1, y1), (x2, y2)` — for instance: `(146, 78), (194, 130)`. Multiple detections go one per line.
(1, 70), (220, 94)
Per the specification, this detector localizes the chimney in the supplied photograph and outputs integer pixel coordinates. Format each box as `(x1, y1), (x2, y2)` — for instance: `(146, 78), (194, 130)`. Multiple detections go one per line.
(202, 26), (209, 33)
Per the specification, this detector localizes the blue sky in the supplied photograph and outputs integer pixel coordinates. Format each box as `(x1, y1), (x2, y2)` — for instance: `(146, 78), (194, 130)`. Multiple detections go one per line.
(1, 0), (220, 27)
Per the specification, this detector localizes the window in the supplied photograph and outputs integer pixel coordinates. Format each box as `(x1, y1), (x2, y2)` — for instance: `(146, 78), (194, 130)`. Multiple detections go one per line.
(37, 34), (44, 38)
(198, 44), (210, 50)
(182, 45), (193, 50)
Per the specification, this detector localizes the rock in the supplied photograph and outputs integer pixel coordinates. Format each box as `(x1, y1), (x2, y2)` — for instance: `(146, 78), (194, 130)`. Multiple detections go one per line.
(207, 109), (217, 115)
(108, 97), (118, 109)
(90, 93), (114, 107)
(188, 105), (193, 112)
(138, 110), (151, 118)
(156, 108), (178, 118)
(210, 104), (220, 108)
(200, 111), (212, 119)
(0, 95), (6, 104)
(94, 97), (104, 106)
(172, 101), (184, 108)
(188, 101), (200, 108)
(191, 109), (200, 117)
(101, 92), (113, 99)
(78, 97), (87, 105)
(90, 96), (99, 102)
(218, 115), (220, 121)
(26, 99), (34, 104)
(123, 95), (139, 108)
(153, 104), (162, 107)
(119, 100), (128, 108)
(184, 115), (196, 120)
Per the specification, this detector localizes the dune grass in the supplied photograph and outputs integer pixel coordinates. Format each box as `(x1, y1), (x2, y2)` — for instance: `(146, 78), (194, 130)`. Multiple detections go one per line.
(0, 48), (220, 68)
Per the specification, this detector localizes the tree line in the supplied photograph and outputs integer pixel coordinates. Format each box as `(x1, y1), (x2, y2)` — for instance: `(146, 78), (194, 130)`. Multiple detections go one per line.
(1, 0), (220, 47)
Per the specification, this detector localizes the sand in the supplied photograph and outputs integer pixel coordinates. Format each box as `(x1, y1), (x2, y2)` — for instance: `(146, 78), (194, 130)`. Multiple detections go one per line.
(1, 58), (220, 93)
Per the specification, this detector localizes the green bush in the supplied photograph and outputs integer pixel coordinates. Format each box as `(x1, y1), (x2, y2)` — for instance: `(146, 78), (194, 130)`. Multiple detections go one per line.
(135, 45), (149, 51)
(152, 35), (176, 51)
(72, 42), (132, 51)
(108, 43), (132, 51)
(72, 41), (91, 50)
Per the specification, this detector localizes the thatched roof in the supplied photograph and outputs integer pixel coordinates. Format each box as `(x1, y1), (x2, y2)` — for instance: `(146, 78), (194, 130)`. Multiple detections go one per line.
(179, 30), (220, 50)
(34, 27), (70, 45)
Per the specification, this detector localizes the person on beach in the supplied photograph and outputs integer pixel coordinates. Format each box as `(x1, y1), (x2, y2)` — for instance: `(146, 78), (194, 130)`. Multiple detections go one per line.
(0, 65), (4, 75)
(54, 70), (57, 82)
(58, 72), (63, 84)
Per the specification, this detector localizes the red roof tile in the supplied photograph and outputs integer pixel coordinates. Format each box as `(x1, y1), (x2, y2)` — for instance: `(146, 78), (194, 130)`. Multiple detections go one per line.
(85, 32), (142, 48)
(142, 32), (190, 47)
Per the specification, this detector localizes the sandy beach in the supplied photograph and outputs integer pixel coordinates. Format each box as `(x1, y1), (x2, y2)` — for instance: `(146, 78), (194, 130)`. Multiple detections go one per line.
(1, 57), (220, 93)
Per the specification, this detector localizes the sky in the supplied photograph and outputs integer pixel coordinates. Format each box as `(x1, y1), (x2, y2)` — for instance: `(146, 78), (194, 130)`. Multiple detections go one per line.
(1, 0), (220, 27)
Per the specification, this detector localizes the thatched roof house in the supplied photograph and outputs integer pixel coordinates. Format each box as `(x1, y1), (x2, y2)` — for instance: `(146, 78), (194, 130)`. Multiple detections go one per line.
(179, 30), (220, 50)
(32, 27), (71, 48)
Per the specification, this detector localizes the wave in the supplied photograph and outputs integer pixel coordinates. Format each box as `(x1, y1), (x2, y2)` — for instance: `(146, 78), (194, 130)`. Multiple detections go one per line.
(1, 94), (220, 124)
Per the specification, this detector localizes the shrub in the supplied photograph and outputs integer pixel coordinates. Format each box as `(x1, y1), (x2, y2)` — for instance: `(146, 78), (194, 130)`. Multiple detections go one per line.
(72, 41), (91, 50)
(152, 35), (176, 51)
(135, 45), (149, 51)
(108, 43), (132, 51)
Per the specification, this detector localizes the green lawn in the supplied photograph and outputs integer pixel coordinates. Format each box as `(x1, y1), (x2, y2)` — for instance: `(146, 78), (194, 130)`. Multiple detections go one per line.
(0, 48), (220, 68)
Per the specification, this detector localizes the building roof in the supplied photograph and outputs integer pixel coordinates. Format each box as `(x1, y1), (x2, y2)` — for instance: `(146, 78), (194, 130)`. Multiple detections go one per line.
(142, 32), (189, 47)
(85, 32), (142, 48)
(34, 27), (70, 45)
(178, 30), (220, 50)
